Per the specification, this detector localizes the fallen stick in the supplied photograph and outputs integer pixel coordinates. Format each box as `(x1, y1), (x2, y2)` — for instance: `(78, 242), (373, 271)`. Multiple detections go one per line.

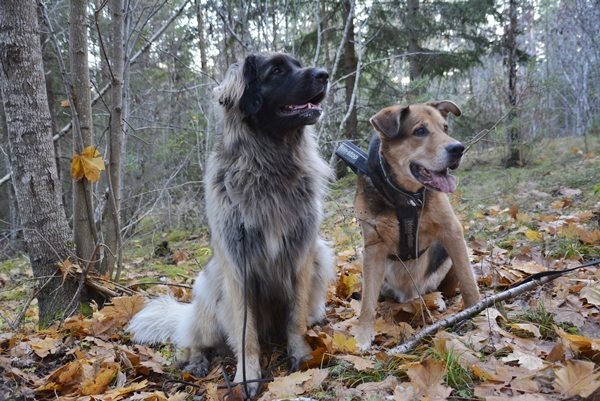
(390, 258), (600, 355)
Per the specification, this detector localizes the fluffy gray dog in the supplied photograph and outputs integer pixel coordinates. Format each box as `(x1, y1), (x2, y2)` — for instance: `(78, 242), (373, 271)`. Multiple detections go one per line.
(128, 52), (334, 398)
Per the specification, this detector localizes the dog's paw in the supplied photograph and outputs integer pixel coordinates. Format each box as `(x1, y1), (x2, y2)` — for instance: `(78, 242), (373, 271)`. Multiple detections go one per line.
(181, 354), (211, 378)
(287, 336), (313, 371)
(355, 328), (373, 352)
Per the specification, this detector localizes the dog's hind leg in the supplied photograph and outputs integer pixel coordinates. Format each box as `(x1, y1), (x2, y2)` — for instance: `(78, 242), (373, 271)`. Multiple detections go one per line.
(173, 270), (229, 377)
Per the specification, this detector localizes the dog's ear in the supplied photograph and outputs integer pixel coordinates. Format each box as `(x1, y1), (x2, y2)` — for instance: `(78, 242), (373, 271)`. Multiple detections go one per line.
(239, 54), (263, 116)
(427, 100), (462, 119)
(370, 106), (409, 138)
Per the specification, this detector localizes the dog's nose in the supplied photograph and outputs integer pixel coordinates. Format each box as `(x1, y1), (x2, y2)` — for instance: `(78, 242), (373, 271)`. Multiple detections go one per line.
(312, 68), (329, 82)
(446, 143), (464, 159)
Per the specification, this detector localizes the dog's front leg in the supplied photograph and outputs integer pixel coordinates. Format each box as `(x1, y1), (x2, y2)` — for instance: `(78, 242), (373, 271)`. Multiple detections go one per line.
(355, 222), (388, 351)
(441, 219), (480, 307)
(286, 255), (314, 372)
(220, 271), (262, 399)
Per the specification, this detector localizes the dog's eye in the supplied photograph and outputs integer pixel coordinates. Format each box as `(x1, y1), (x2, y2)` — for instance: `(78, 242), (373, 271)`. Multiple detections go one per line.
(271, 67), (282, 75)
(444, 125), (449, 133)
(414, 127), (428, 136)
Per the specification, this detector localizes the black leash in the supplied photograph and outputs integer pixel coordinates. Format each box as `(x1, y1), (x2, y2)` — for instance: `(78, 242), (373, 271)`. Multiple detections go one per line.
(238, 214), (252, 400)
(336, 136), (426, 261)
(511, 258), (600, 288)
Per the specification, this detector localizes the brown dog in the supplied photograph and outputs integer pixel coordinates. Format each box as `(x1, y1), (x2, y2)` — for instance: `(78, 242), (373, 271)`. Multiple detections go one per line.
(352, 101), (481, 351)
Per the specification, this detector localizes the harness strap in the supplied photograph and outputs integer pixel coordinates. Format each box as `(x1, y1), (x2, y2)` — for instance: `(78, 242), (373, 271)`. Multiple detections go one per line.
(335, 137), (427, 261)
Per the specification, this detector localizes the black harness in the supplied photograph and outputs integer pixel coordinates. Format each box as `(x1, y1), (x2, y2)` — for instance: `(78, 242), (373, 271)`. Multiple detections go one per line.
(336, 136), (427, 261)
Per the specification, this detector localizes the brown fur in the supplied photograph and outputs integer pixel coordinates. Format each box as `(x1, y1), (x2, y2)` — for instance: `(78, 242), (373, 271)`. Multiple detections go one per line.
(354, 101), (481, 351)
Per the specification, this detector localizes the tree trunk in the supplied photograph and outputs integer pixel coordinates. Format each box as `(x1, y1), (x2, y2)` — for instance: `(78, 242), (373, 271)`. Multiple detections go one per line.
(195, 0), (209, 77)
(505, 0), (520, 167)
(335, 0), (358, 179)
(407, 0), (422, 83)
(0, 0), (77, 328)
(70, 0), (98, 271)
(321, 0), (331, 73)
(102, 0), (124, 279)
(0, 96), (19, 250)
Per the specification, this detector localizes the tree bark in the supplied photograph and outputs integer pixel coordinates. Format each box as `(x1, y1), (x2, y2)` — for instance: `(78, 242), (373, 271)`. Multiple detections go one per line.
(195, 0), (209, 77)
(406, 0), (422, 83)
(0, 0), (77, 327)
(334, 0), (358, 179)
(505, 0), (521, 167)
(70, 0), (98, 271)
(102, 0), (124, 279)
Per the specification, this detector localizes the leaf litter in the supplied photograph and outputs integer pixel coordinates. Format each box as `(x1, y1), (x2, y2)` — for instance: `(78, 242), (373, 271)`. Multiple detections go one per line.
(1, 146), (600, 400)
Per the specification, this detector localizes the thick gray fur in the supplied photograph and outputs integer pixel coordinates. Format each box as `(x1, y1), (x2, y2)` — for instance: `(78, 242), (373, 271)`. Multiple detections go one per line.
(128, 52), (334, 398)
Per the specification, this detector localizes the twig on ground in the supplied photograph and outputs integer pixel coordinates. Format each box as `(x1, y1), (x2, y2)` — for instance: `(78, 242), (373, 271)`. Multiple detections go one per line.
(127, 282), (193, 290)
(13, 285), (39, 328)
(390, 257), (600, 354)
(0, 312), (17, 331)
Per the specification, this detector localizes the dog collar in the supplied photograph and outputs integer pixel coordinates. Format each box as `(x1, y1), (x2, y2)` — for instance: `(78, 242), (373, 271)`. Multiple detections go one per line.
(335, 137), (426, 261)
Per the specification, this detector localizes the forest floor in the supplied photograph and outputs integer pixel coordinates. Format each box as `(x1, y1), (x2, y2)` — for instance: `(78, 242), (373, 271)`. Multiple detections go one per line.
(1, 136), (600, 401)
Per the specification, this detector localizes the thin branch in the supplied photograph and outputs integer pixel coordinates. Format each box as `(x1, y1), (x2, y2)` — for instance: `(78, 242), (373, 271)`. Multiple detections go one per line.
(463, 104), (518, 154)
(390, 259), (600, 354)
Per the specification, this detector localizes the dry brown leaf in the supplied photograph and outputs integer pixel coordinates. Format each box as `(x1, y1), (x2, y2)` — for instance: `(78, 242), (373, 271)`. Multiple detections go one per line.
(262, 369), (316, 399)
(172, 249), (190, 264)
(500, 349), (546, 371)
(35, 359), (82, 393)
(30, 336), (60, 358)
(579, 228), (600, 245)
(80, 361), (120, 395)
(355, 375), (399, 393)
(553, 359), (600, 397)
(581, 285), (600, 306)
(404, 358), (452, 400)
(338, 355), (376, 371)
(100, 379), (149, 401)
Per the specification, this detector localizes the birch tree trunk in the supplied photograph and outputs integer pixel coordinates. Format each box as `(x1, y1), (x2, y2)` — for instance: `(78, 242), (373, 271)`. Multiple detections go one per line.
(0, 0), (78, 327)
(102, 0), (124, 278)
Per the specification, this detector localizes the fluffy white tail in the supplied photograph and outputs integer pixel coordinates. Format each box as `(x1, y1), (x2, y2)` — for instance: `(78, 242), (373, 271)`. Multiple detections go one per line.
(128, 296), (191, 344)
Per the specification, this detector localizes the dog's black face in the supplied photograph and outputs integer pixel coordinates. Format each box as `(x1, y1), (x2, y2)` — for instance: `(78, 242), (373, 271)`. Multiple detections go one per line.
(239, 52), (329, 130)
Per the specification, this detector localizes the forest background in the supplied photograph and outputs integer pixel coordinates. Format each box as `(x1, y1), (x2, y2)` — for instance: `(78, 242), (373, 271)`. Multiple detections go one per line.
(0, 0), (599, 399)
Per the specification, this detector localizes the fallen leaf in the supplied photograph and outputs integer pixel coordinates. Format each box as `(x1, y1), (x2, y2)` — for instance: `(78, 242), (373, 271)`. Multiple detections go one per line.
(264, 369), (316, 399)
(333, 333), (358, 354)
(338, 355), (375, 371)
(404, 358), (452, 400)
(335, 271), (359, 299)
(553, 359), (600, 397)
(581, 285), (600, 306)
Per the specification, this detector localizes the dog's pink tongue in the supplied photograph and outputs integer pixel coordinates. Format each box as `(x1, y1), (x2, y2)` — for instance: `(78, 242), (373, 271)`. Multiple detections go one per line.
(426, 171), (457, 193)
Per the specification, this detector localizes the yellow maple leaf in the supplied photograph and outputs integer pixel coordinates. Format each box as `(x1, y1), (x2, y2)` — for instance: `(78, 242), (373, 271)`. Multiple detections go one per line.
(333, 333), (358, 354)
(71, 146), (106, 182)
(335, 272), (359, 299)
(525, 229), (543, 241)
